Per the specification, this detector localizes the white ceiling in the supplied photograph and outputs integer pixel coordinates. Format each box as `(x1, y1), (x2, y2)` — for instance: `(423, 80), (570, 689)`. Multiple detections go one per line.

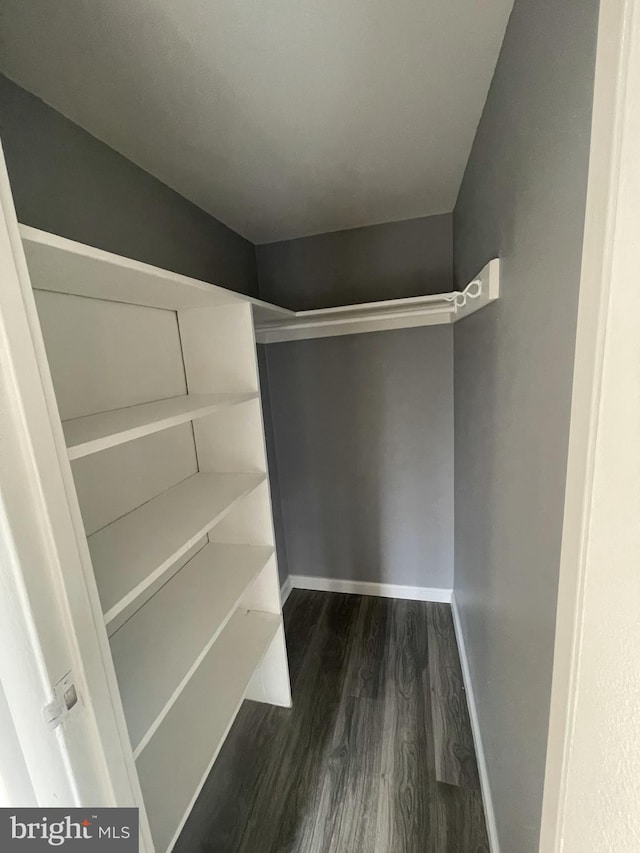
(0, 0), (513, 243)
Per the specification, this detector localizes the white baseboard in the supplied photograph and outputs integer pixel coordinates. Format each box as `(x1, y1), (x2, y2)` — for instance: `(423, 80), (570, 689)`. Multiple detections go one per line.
(280, 575), (293, 606)
(451, 593), (500, 853)
(288, 574), (452, 603)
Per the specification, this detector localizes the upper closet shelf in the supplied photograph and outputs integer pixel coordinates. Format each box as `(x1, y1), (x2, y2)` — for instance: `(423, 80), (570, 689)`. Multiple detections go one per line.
(19, 225), (499, 341)
(252, 259), (500, 343)
(20, 225), (248, 311)
(63, 392), (257, 460)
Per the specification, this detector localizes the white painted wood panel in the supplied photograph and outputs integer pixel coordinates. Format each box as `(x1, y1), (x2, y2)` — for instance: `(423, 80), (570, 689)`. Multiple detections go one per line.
(21, 225), (244, 311)
(110, 542), (274, 755)
(239, 554), (281, 614)
(256, 301), (452, 342)
(34, 290), (187, 420)
(64, 392), (257, 460)
(106, 538), (207, 638)
(136, 609), (281, 853)
(209, 479), (275, 547)
(89, 472), (265, 626)
(178, 304), (259, 395)
(72, 424), (198, 536)
(246, 624), (292, 707)
(192, 399), (268, 473)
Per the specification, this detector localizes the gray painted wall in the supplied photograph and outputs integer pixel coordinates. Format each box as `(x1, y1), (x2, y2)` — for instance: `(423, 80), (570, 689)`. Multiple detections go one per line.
(0, 74), (257, 295)
(452, 0), (599, 850)
(258, 214), (455, 591)
(257, 213), (452, 310)
(263, 325), (454, 589)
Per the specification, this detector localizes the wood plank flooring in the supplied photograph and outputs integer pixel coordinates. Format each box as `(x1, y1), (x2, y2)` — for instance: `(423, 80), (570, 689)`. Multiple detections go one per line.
(173, 591), (489, 853)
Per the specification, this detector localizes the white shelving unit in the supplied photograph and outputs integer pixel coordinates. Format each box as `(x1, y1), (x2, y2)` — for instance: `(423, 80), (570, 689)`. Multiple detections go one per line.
(19, 225), (292, 853)
(14, 222), (500, 853)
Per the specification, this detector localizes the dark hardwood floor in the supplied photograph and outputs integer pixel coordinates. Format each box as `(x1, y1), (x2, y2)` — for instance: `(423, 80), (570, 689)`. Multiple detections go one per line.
(174, 591), (489, 853)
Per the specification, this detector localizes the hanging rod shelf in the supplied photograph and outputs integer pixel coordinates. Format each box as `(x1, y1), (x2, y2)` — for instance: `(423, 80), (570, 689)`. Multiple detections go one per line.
(252, 259), (500, 343)
(18, 225), (499, 344)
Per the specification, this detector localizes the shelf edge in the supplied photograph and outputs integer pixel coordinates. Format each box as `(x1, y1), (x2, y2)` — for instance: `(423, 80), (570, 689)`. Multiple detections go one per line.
(101, 473), (266, 628)
(160, 611), (282, 853)
(129, 546), (275, 758)
(65, 393), (257, 460)
(254, 258), (500, 343)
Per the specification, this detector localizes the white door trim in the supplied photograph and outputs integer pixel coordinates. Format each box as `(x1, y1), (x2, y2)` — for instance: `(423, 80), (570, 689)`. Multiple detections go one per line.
(540, 0), (640, 848)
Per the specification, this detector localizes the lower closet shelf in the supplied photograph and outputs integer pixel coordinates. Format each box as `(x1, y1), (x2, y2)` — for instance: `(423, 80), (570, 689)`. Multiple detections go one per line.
(110, 541), (274, 754)
(135, 608), (281, 853)
(88, 471), (265, 626)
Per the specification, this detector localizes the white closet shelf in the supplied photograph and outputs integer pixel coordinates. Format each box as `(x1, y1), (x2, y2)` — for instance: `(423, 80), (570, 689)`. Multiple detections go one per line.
(136, 608), (280, 853)
(253, 259), (500, 342)
(20, 224), (499, 342)
(89, 471), (266, 626)
(110, 541), (274, 756)
(20, 224), (247, 311)
(63, 392), (257, 460)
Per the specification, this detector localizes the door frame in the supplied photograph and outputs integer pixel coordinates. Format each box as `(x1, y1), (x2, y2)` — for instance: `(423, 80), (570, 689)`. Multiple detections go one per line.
(540, 0), (640, 848)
